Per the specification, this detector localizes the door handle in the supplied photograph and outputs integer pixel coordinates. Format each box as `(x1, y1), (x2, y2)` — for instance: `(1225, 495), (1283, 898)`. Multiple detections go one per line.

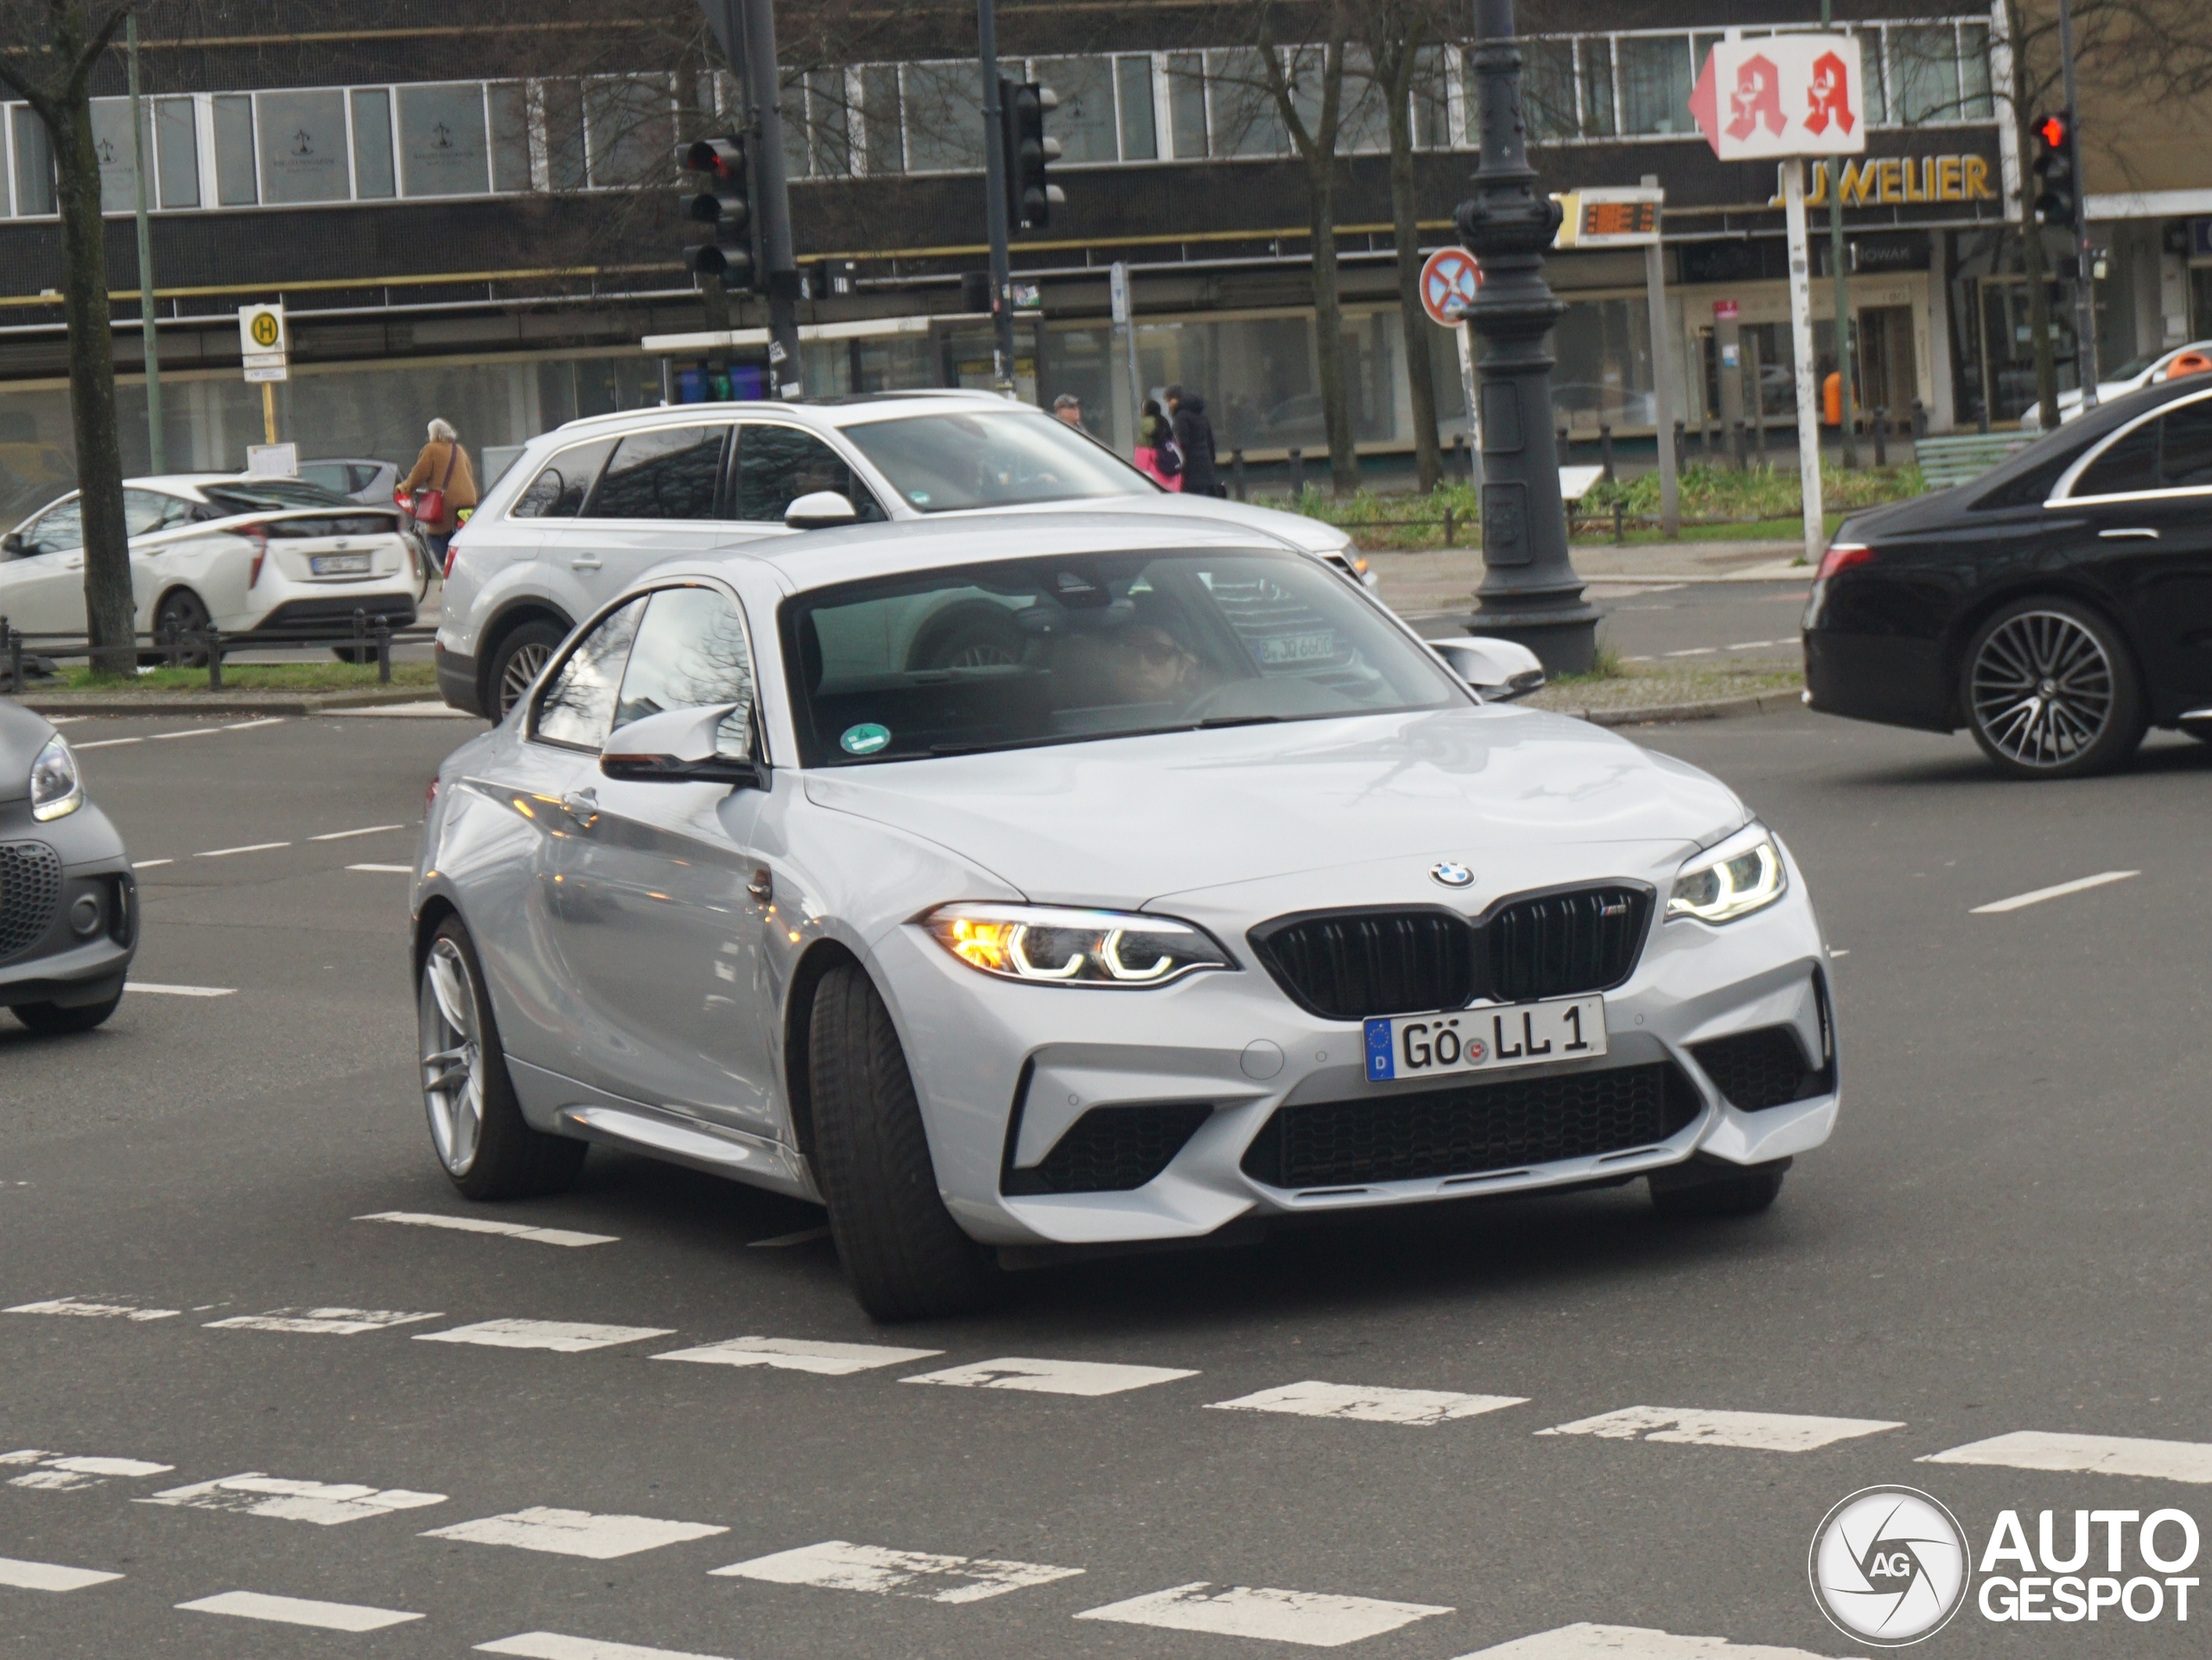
(2098, 527), (2159, 540)
(570, 557), (603, 571)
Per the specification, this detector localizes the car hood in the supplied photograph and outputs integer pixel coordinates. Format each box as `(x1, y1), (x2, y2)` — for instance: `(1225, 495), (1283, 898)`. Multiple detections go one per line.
(969, 491), (1352, 553)
(801, 705), (1749, 910)
(0, 698), (55, 801)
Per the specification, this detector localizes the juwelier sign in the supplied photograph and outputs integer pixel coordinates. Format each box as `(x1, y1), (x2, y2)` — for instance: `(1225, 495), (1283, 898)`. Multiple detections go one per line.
(1770, 154), (1999, 209)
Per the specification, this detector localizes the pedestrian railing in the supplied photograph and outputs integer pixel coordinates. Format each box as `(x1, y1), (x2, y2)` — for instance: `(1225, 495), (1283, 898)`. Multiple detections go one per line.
(1, 609), (436, 693)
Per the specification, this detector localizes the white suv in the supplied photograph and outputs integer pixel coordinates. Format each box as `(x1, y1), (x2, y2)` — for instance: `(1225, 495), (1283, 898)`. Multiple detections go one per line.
(435, 392), (1364, 719)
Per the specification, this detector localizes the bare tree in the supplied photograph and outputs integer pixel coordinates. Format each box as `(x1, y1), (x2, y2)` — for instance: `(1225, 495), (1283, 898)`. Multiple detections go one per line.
(0, 0), (162, 677)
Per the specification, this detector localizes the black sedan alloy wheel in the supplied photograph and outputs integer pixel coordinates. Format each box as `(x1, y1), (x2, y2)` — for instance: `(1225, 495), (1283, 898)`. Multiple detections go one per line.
(1964, 600), (2144, 779)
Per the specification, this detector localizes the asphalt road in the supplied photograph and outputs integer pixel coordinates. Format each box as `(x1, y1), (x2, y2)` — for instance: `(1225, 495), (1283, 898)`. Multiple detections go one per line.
(4, 704), (2209, 1659)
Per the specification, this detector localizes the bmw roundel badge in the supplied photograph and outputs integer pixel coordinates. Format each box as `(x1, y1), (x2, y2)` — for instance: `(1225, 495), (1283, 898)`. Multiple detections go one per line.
(1429, 861), (1474, 888)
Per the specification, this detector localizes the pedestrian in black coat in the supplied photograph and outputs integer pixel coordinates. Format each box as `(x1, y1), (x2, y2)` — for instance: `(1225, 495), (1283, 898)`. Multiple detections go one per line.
(1165, 385), (1220, 497)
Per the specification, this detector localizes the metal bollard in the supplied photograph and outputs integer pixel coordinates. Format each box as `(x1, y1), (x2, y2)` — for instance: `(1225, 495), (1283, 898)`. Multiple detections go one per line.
(1453, 431), (1471, 480)
(1731, 418), (1746, 470)
(352, 607), (367, 666)
(1873, 410), (1888, 469)
(207, 626), (222, 690)
(1287, 447), (1304, 497)
(1442, 506), (1455, 548)
(375, 618), (392, 685)
(1231, 448), (1247, 501)
(1612, 500), (1625, 545)
(1599, 423), (1614, 482)
(1673, 420), (1686, 473)
(1910, 398), (1928, 440)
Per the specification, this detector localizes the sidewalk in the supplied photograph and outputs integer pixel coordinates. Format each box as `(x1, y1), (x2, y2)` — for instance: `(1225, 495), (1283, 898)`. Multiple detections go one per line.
(1370, 537), (1808, 620)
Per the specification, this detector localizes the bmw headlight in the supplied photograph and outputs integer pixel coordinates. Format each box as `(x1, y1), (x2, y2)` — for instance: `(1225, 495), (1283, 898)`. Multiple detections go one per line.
(923, 903), (1234, 987)
(29, 735), (83, 822)
(1668, 824), (1788, 925)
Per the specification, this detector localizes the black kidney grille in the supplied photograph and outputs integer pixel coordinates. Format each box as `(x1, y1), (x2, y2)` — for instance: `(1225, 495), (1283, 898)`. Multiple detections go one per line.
(1002, 1103), (1213, 1196)
(1252, 910), (1477, 1021)
(1691, 1026), (1827, 1110)
(0, 841), (61, 962)
(1486, 886), (1651, 1002)
(1240, 1061), (1702, 1189)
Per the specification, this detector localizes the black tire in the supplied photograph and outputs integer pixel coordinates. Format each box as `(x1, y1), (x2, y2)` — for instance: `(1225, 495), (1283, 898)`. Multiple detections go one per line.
(10, 992), (124, 1035)
(1649, 1162), (1787, 1219)
(416, 915), (586, 1200)
(154, 589), (213, 669)
(807, 962), (998, 1321)
(1961, 597), (2145, 779)
(486, 619), (568, 722)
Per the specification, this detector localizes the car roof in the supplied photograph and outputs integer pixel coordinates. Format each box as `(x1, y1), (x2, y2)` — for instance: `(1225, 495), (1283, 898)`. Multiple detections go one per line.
(541, 391), (1017, 443)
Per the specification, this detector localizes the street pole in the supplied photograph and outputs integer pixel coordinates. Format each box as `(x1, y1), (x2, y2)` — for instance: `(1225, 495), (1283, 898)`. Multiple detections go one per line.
(1639, 174), (1677, 536)
(1453, 321), (1481, 487)
(976, 0), (1017, 396)
(2057, 0), (2098, 407)
(1111, 261), (1141, 453)
(1783, 160), (1825, 566)
(127, 15), (164, 474)
(1453, 0), (1598, 675)
(737, 0), (803, 398)
(1821, 0), (1855, 467)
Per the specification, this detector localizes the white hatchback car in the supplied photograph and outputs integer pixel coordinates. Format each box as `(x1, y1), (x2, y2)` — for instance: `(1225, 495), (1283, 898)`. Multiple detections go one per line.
(0, 474), (417, 647)
(412, 514), (1838, 1320)
(434, 392), (1370, 721)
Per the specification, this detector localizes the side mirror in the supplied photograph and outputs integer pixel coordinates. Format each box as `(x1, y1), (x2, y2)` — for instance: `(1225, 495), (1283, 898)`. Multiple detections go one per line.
(600, 702), (763, 786)
(785, 491), (857, 531)
(1429, 636), (1547, 702)
(2, 532), (22, 557)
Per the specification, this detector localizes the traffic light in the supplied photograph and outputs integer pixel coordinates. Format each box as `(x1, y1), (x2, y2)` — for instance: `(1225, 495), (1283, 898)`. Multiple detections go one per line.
(683, 135), (760, 290)
(2031, 111), (2078, 231)
(1001, 79), (1064, 231)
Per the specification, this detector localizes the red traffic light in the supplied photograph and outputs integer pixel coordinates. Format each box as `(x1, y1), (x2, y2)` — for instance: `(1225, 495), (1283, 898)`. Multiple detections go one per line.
(2037, 112), (2069, 149)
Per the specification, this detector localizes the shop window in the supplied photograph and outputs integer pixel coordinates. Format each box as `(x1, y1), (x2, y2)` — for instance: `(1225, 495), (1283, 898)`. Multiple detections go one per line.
(488, 83), (531, 192)
(397, 82), (488, 196)
(1166, 53), (1208, 158)
(1208, 48), (1287, 156)
(1039, 57), (1116, 164)
(1116, 56), (1158, 160)
(213, 93), (257, 205)
(584, 74), (671, 189)
(1891, 25), (1961, 124)
(1618, 35), (1692, 136)
(87, 99), (138, 213)
(903, 62), (985, 173)
(860, 65), (904, 174)
(156, 97), (199, 208)
(256, 90), (351, 204)
(14, 106), (56, 216)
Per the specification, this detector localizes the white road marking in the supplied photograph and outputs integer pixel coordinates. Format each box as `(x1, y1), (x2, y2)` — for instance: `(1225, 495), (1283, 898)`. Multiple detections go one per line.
(1920, 1430), (2212, 1484)
(711, 1539), (1082, 1603)
(223, 717), (288, 731)
(0, 1556), (122, 1593)
(142, 1473), (447, 1526)
(1663, 647), (1718, 658)
(416, 1319), (673, 1352)
(1536, 1406), (1903, 1453)
(356, 1211), (616, 1247)
(1453, 1623), (1852, 1659)
(150, 727), (222, 741)
(424, 1508), (727, 1560)
(1075, 1582), (1453, 1647)
(1827, 948), (1849, 957)
(901, 1356), (1198, 1396)
(1206, 1380), (1528, 1427)
(177, 1590), (423, 1631)
(310, 824), (404, 841)
(348, 862), (415, 873)
(125, 983), (236, 997)
(206, 1307), (442, 1335)
(44, 716), (85, 725)
(1622, 655), (1655, 664)
(1, 1450), (173, 1491)
(480, 1634), (733, 1660)
(130, 858), (173, 869)
(1971, 869), (2140, 913)
(1725, 640), (1780, 650)
(654, 1336), (942, 1376)
(6, 1295), (180, 1320)
(194, 841), (290, 857)
(72, 737), (143, 750)
(747, 1225), (831, 1248)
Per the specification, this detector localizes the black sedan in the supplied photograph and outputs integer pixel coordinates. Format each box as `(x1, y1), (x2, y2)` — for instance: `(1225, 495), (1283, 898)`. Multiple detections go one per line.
(1804, 374), (2212, 778)
(1, 702), (136, 1033)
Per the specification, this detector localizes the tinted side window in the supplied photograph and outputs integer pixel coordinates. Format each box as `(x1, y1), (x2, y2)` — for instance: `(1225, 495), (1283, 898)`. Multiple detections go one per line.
(2074, 420), (2160, 498)
(534, 597), (644, 748)
(584, 426), (728, 520)
(2159, 399), (2212, 487)
(22, 499), (83, 555)
(734, 425), (887, 523)
(296, 463), (351, 496)
(510, 438), (618, 520)
(123, 490), (184, 536)
(613, 585), (755, 757)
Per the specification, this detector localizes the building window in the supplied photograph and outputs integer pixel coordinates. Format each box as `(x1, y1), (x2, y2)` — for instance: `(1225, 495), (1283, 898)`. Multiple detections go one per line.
(1957, 22), (1994, 119)
(156, 96), (199, 207)
(1412, 45), (1449, 149)
(1116, 55), (1157, 161)
(1523, 39), (1579, 142)
(1581, 38), (1619, 137)
(12, 106), (54, 215)
(488, 82), (531, 192)
(806, 67), (853, 177)
(542, 80), (588, 191)
(902, 62), (985, 173)
(1208, 48), (1287, 157)
(584, 75), (672, 189)
(1166, 52), (1207, 158)
(397, 82), (488, 196)
(213, 93), (257, 205)
(87, 99), (138, 213)
(1038, 56), (1116, 165)
(257, 89), (351, 203)
(1891, 24), (1961, 124)
(1618, 34), (1692, 136)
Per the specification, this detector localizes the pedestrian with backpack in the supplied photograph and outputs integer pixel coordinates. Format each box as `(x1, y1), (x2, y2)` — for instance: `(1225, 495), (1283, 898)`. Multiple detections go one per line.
(400, 417), (478, 573)
(1133, 398), (1183, 491)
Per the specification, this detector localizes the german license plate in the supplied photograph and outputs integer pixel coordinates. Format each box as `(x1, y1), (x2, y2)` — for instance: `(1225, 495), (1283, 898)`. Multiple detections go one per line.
(1363, 995), (1606, 1083)
(311, 552), (372, 575)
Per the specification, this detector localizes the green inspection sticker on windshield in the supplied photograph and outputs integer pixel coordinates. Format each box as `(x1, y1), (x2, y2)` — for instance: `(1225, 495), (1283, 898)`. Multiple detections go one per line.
(841, 722), (892, 755)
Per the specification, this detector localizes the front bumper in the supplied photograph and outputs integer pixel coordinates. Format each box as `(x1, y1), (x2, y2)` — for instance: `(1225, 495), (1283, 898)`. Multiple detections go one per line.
(0, 801), (137, 1007)
(876, 861), (1839, 1250)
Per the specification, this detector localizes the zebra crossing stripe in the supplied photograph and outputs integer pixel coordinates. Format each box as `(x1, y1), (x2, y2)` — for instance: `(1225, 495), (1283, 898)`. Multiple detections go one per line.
(423, 1508), (728, 1559)
(479, 1633), (733, 1660)
(1452, 1623), (1852, 1658)
(0, 1557), (121, 1593)
(1919, 1430), (2212, 1484)
(1537, 1406), (1902, 1453)
(653, 1336), (942, 1376)
(1075, 1582), (1453, 1647)
(900, 1356), (1198, 1396)
(177, 1590), (422, 1631)
(140, 1474), (447, 1526)
(1206, 1380), (1527, 1426)
(710, 1539), (1083, 1603)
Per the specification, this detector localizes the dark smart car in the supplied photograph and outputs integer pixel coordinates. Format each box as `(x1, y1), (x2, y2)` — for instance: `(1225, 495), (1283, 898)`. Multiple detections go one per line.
(1804, 374), (2212, 778)
(0, 702), (135, 1033)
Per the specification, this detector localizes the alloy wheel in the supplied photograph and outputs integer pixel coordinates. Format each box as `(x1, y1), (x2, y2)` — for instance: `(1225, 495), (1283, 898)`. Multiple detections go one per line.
(419, 936), (485, 1175)
(497, 641), (553, 717)
(1967, 609), (2115, 770)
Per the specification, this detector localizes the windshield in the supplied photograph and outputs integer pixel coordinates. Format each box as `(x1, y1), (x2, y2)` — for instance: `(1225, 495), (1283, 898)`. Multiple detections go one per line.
(782, 548), (1466, 766)
(204, 478), (352, 513)
(2105, 353), (2160, 383)
(839, 410), (1157, 512)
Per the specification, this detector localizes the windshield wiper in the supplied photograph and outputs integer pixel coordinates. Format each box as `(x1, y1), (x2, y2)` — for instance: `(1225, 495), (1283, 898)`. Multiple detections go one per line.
(1193, 714), (1282, 729)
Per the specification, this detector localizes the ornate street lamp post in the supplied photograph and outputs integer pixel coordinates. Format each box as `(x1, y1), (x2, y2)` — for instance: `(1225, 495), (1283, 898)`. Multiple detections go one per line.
(1454, 0), (1600, 675)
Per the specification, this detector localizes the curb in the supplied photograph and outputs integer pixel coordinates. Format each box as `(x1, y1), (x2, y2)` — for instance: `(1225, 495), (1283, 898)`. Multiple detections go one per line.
(1551, 689), (1805, 728)
(22, 687), (442, 717)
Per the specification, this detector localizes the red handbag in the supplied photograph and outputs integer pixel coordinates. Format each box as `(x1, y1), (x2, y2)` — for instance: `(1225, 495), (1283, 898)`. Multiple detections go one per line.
(411, 444), (458, 525)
